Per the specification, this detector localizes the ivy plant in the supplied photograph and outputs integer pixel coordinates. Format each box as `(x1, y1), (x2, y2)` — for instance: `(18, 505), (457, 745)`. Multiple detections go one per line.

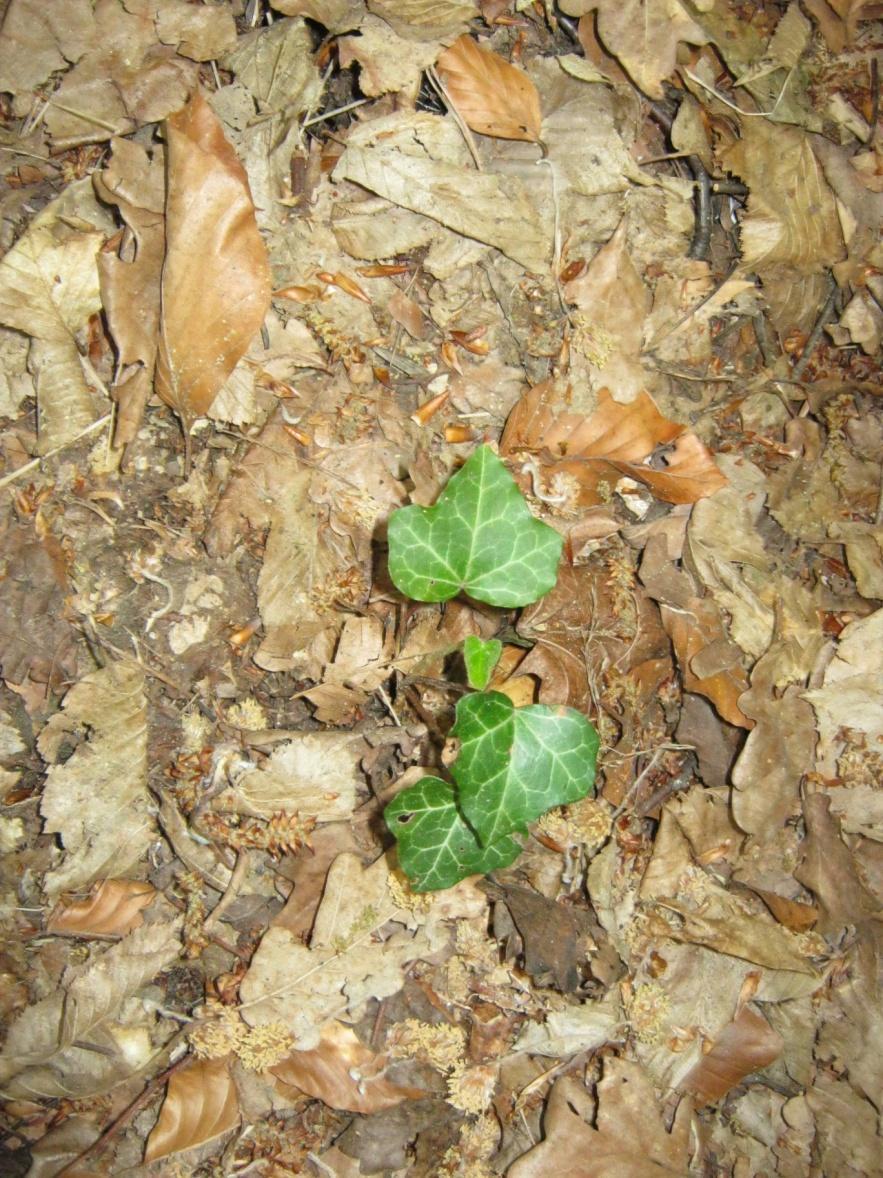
(385, 448), (599, 892)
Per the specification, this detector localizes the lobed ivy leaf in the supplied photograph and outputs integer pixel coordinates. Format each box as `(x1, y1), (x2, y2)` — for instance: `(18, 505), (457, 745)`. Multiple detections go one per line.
(463, 635), (503, 691)
(385, 776), (521, 892)
(387, 445), (563, 607)
(451, 691), (599, 847)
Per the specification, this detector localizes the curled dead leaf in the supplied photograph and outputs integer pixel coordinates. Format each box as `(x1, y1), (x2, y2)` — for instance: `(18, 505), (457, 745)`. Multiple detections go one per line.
(271, 1020), (426, 1113)
(145, 1055), (240, 1162)
(436, 34), (542, 142)
(154, 91), (271, 435)
(502, 384), (726, 507)
(46, 878), (156, 937)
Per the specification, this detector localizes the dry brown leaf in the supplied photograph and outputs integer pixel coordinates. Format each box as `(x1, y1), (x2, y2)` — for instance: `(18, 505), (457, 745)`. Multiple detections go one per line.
(145, 1055), (240, 1162)
(0, 921), (181, 1099)
(272, 1020), (425, 1112)
(680, 1004), (784, 1104)
(154, 91), (271, 434)
(39, 661), (154, 900)
(509, 1060), (692, 1177)
(722, 122), (844, 332)
(564, 0), (710, 99)
(46, 879), (156, 937)
(93, 137), (165, 446)
(501, 383), (726, 507)
(436, 35), (542, 142)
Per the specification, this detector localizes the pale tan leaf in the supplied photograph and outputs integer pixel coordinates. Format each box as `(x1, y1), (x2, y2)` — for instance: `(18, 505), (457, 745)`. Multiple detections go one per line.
(155, 91), (272, 430)
(46, 879), (156, 937)
(145, 1056), (240, 1162)
(574, 0), (710, 99)
(39, 661), (154, 900)
(723, 123), (845, 333)
(215, 732), (361, 821)
(0, 921), (181, 1099)
(155, 0), (237, 62)
(333, 111), (550, 273)
(680, 1005), (783, 1104)
(436, 35), (542, 142)
(269, 0), (367, 34)
(224, 17), (322, 115)
(0, 0), (95, 96)
(0, 183), (104, 451)
(94, 137), (166, 446)
(368, 0), (477, 40)
(509, 1060), (692, 1177)
(272, 1020), (425, 1112)
(338, 15), (440, 97)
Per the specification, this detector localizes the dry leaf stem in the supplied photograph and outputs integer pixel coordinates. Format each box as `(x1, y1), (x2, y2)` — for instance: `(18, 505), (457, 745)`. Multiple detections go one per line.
(54, 1036), (190, 1177)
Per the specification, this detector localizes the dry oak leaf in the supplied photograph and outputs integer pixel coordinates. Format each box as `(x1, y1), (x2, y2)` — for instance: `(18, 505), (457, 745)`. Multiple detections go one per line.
(145, 1055), (240, 1162)
(436, 35), (542, 141)
(272, 1019), (426, 1113)
(502, 383), (726, 507)
(46, 879), (156, 937)
(563, 0), (711, 99)
(680, 1003), (783, 1104)
(154, 90), (271, 434)
(509, 1059), (692, 1177)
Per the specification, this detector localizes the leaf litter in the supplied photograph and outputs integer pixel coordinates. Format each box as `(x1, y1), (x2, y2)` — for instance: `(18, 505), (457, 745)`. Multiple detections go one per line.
(0, 0), (880, 1174)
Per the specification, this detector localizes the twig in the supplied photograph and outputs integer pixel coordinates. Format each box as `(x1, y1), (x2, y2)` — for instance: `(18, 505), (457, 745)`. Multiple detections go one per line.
(791, 273), (838, 380)
(303, 98), (371, 128)
(682, 66), (796, 120)
(0, 413), (112, 491)
(427, 66), (484, 171)
(205, 850), (249, 931)
(688, 156), (712, 261)
(54, 1039), (190, 1177)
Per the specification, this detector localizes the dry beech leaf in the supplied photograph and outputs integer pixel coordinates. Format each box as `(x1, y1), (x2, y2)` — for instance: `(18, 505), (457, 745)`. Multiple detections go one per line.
(93, 137), (165, 447)
(501, 384), (726, 506)
(0, 920), (181, 1100)
(145, 1056), (240, 1162)
(436, 35), (542, 141)
(271, 1020), (425, 1113)
(155, 91), (271, 434)
(680, 1004), (784, 1105)
(46, 879), (156, 937)
(569, 0), (710, 99)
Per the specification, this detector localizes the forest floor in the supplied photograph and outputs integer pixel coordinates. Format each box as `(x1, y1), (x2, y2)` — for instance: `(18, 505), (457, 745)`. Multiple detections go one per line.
(0, 0), (882, 1175)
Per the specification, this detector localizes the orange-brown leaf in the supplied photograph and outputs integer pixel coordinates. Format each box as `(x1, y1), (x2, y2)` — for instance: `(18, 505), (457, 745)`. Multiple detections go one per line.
(145, 1056), (240, 1162)
(501, 384), (726, 506)
(681, 1005), (784, 1105)
(436, 35), (542, 142)
(271, 1020), (425, 1114)
(154, 91), (271, 430)
(46, 879), (156, 937)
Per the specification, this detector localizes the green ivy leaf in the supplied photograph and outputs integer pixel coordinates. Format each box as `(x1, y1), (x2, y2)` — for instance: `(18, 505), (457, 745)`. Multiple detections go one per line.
(387, 445), (562, 607)
(385, 776), (521, 892)
(451, 692), (599, 847)
(463, 635), (503, 691)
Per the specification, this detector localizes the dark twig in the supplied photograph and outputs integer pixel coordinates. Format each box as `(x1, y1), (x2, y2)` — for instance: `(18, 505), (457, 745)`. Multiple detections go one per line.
(54, 1044), (189, 1177)
(792, 273), (838, 380)
(752, 311), (777, 367)
(688, 156), (713, 260)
